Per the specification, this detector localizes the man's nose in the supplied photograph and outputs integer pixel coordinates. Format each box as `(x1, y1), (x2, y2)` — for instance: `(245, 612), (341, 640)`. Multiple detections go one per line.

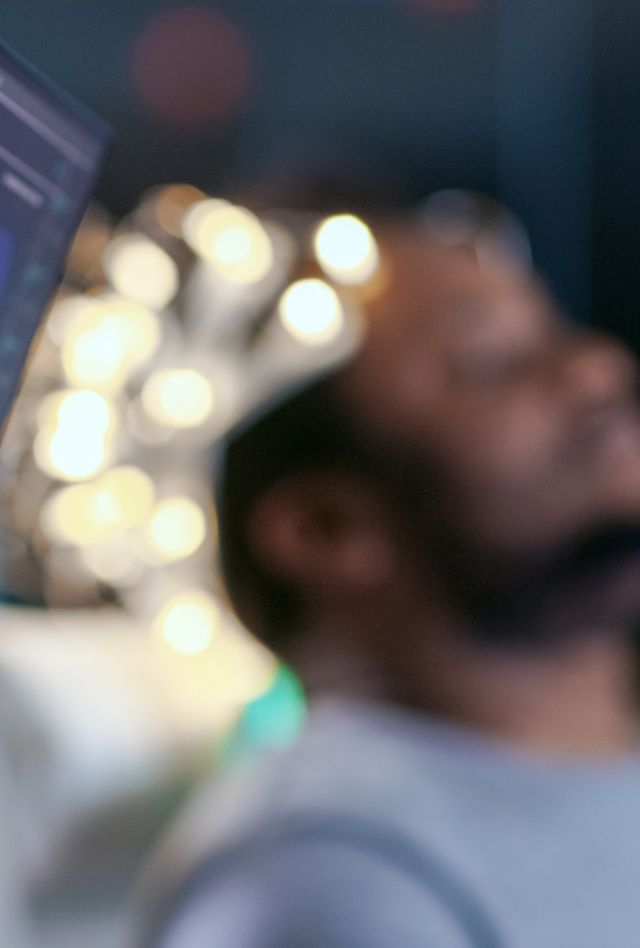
(557, 331), (639, 407)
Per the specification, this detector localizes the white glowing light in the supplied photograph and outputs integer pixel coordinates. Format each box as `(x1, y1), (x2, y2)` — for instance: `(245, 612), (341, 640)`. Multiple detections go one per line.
(279, 279), (345, 345)
(94, 466), (156, 527)
(141, 368), (215, 429)
(61, 296), (161, 391)
(81, 535), (143, 586)
(40, 429), (109, 481)
(103, 234), (179, 309)
(42, 484), (93, 545)
(145, 496), (206, 562)
(313, 214), (379, 285)
(182, 200), (274, 285)
(155, 591), (221, 656)
(48, 389), (114, 432)
(47, 296), (98, 345)
(41, 466), (155, 546)
(34, 390), (116, 481)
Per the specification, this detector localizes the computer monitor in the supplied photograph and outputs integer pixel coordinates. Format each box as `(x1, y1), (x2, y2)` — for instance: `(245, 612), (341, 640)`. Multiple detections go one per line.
(0, 40), (110, 427)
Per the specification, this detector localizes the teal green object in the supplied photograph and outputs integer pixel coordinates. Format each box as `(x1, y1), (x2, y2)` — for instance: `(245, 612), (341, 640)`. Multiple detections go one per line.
(215, 666), (306, 770)
(242, 666), (306, 748)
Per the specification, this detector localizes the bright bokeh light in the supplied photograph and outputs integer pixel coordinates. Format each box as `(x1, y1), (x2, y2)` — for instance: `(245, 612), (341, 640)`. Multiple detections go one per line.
(141, 368), (215, 429)
(41, 388), (114, 433)
(47, 296), (97, 345)
(313, 214), (379, 285)
(279, 279), (344, 345)
(155, 590), (221, 656)
(42, 484), (102, 546)
(41, 466), (155, 546)
(182, 200), (274, 285)
(34, 390), (116, 481)
(103, 234), (179, 309)
(80, 534), (143, 586)
(62, 296), (161, 391)
(145, 496), (206, 562)
(93, 466), (156, 529)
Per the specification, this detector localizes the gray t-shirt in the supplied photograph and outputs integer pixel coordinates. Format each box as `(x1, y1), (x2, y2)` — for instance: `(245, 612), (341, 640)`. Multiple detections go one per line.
(151, 699), (640, 948)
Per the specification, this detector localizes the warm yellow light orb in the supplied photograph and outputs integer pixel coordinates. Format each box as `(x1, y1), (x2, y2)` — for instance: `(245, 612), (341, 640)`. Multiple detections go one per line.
(34, 390), (116, 481)
(80, 535), (142, 586)
(182, 200), (274, 285)
(100, 296), (162, 366)
(155, 591), (221, 656)
(39, 428), (108, 481)
(141, 368), (215, 429)
(62, 296), (161, 391)
(42, 484), (96, 545)
(38, 388), (113, 431)
(47, 296), (99, 345)
(93, 466), (156, 529)
(313, 214), (379, 285)
(146, 496), (206, 562)
(279, 278), (344, 345)
(103, 234), (179, 309)
(41, 466), (154, 546)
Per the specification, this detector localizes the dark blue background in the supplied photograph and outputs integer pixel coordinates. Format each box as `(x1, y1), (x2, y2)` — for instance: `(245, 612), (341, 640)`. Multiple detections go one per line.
(0, 1), (636, 344)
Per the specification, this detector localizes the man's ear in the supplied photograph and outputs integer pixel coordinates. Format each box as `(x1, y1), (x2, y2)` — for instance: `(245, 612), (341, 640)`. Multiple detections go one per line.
(247, 471), (397, 596)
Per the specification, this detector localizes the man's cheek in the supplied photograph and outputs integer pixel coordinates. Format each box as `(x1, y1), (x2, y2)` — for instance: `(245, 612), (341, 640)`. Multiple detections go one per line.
(445, 399), (559, 478)
(595, 456), (640, 519)
(447, 464), (592, 554)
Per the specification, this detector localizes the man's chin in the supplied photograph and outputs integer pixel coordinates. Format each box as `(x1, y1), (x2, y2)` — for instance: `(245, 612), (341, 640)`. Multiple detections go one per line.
(460, 521), (640, 649)
(517, 521), (640, 645)
(557, 521), (640, 627)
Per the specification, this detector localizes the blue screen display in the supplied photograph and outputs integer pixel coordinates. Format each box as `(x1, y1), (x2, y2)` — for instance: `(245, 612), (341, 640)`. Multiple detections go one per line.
(0, 42), (109, 426)
(0, 228), (12, 304)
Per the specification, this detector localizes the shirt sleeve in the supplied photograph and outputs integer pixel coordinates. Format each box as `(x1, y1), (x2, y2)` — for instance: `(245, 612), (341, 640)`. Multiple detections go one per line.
(158, 835), (476, 948)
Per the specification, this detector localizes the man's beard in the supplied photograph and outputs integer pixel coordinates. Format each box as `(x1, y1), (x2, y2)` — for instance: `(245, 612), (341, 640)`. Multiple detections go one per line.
(344, 409), (640, 650)
(432, 519), (640, 649)
(370, 443), (640, 649)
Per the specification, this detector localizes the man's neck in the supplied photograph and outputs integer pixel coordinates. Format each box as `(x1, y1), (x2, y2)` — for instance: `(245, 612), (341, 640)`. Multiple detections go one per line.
(411, 634), (639, 759)
(295, 618), (639, 760)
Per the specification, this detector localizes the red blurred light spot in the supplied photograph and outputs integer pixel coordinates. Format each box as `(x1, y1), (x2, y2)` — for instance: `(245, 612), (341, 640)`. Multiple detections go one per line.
(132, 6), (252, 130)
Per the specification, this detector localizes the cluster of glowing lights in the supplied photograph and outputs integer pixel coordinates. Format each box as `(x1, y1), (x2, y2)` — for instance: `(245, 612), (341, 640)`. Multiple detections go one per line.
(42, 466), (155, 547)
(103, 234), (179, 310)
(154, 590), (221, 656)
(32, 191), (382, 718)
(183, 200), (274, 285)
(278, 278), (345, 345)
(61, 296), (161, 392)
(141, 368), (215, 429)
(34, 390), (116, 481)
(313, 214), (379, 286)
(143, 496), (207, 563)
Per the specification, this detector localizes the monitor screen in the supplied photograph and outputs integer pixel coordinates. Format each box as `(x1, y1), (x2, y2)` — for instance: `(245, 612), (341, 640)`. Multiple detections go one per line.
(0, 40), (110, 426)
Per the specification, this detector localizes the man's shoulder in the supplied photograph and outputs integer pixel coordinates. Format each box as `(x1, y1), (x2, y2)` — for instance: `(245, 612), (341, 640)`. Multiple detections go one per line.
(142, 701), (494, 948)
(149, 700), (438, 884)
(140, 701), (462, 941)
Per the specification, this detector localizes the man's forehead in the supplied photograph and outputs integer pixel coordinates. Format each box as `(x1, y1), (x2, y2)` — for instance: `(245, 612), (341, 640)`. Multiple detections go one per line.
(330, 226), (552, 428)
(367, 226), (544, 340)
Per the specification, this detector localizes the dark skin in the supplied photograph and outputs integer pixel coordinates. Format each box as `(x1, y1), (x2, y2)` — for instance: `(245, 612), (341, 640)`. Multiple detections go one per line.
(249, 227), (640, 758)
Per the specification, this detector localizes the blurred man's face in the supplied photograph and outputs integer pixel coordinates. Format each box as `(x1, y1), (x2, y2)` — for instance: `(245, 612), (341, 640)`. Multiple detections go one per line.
(339, 230), (640, 636)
